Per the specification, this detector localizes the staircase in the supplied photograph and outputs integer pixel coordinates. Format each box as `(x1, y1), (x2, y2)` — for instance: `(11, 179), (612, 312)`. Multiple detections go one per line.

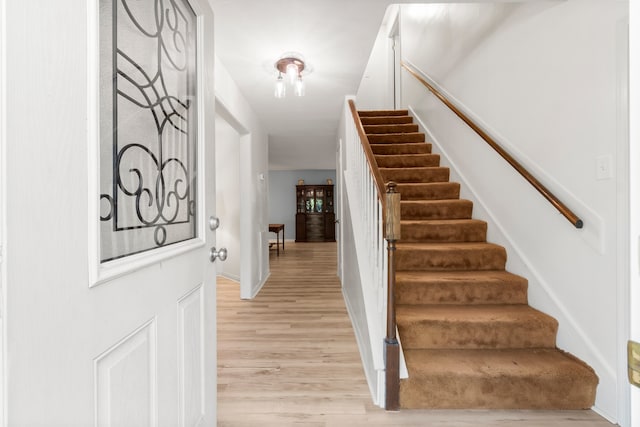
(358, 109), (599, 409)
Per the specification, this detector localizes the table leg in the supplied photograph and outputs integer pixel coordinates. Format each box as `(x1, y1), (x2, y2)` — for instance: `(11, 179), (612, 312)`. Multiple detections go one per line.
(282, 226), (285, 252)
(276, 232), (280, 256)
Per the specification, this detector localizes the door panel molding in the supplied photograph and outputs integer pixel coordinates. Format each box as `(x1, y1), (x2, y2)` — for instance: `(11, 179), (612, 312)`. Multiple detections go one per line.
(94, 318), (158, 427)
(177, 284), (205, 427)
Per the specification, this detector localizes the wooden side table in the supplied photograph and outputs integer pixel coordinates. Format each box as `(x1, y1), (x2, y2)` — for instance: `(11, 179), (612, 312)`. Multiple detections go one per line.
(268, 224), (285, 256)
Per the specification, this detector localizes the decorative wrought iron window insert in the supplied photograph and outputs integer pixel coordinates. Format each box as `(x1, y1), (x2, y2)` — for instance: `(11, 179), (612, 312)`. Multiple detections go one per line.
(99, 0), (198, 262)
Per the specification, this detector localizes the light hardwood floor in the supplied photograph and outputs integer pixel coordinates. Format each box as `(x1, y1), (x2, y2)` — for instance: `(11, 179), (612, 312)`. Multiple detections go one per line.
(217, 242), (614, 426)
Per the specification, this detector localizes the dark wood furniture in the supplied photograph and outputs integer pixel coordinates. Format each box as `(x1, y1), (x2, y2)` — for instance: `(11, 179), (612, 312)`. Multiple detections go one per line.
(268, 223), (285, 256)
(295, 184), (335, 242)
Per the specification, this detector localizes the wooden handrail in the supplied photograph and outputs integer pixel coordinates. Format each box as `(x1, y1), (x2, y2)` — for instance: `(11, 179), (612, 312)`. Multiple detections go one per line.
(401, 61), (584, 229)
(348, 99), (387, 211)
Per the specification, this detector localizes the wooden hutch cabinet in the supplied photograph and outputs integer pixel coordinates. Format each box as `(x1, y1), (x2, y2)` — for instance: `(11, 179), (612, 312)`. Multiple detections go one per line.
(295, 184), (336, 242)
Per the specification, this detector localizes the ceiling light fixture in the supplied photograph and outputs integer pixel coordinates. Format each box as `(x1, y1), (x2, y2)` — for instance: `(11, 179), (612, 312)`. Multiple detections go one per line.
(274, 53), (306, 98)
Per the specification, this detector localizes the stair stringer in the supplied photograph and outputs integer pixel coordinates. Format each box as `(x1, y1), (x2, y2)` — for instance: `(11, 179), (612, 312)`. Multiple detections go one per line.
(408, 105), (615, 421)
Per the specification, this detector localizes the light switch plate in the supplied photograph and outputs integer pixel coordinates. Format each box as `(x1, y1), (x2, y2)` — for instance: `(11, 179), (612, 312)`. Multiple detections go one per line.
(596, 155), (613, 180)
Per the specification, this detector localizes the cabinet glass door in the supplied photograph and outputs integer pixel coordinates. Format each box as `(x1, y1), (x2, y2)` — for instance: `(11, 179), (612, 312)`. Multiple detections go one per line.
(297, 189), (305, 212)
(315, 189), (324, 212)
(305, 189), (315, 213)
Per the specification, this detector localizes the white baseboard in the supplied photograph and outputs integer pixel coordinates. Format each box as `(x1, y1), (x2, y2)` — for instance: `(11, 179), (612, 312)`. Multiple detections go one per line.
(219, 272), (240, 283)
(246, 272), (270, 300)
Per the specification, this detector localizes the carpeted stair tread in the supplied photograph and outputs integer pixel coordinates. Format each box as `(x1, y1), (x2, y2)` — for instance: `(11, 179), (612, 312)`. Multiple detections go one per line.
(396, 304), (558, 349)
(396, 182), (460, 200)
(395, 270), (528, 305)
(355, 108), (598, 410)
(371, 143), (432, 155)
(400, 348), (598, 409)
(359, 109), (408, 117)
(365, 123), (419, 134)
(401, 219), (487, 242)
(361, 116), (413, 125)
(368, 133), (425, 144)
(381, 167), (449, 183)
(396, 242), (506, 271)
(401, 199), (474, 220)
(375, 154), (440, 168)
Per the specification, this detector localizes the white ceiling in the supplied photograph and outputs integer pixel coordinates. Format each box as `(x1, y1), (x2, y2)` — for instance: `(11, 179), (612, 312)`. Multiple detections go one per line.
(208, 0), (546, 171)
(208, 0), (401, 170)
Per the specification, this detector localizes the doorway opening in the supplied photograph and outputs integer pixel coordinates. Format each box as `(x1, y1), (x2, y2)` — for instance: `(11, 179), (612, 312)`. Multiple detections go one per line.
(214, 99), (252, 298)
(214, 114), (241, 284)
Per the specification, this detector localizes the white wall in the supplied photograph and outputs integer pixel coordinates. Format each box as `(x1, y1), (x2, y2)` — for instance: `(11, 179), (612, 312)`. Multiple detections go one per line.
(268, 169), (336, 241)
(355, 5), (398, 111)
(357, 0), (627, 421)
(355, 24), (391, 111)
(628, 0), (640, 424)
(215, 56), (270, 299)
(215, 115), (241, 281)
(339, 183), (378, 402)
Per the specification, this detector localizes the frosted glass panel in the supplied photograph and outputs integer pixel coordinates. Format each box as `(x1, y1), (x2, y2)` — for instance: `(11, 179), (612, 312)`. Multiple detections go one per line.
(99, 0), (198, 262)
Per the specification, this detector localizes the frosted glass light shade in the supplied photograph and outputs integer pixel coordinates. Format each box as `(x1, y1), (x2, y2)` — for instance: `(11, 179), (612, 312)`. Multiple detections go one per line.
(274, 75), (285, 98)
(294, 77), (305, 97)
(286, 63), (298, 84)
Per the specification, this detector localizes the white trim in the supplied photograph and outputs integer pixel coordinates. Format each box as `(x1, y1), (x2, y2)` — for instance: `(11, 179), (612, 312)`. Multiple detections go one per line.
(337, 139), (344, 282)
(376, 369), (385, 409)
(410, 104), (618, 386)
(615, 15), (631, 427)
(218, 272), (240, 283)
(630, 1), (640, 425)
(215, 95), (256, 299)
(247, 272), (270, 300)
(92, 239), (206, 287)
(0, 0), (6, 423)
(387, 6), (401, 110)
(87, 0), (207, 288)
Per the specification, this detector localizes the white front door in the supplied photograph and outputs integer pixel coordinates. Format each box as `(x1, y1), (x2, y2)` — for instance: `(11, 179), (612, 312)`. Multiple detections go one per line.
(3, 0), (217, 425)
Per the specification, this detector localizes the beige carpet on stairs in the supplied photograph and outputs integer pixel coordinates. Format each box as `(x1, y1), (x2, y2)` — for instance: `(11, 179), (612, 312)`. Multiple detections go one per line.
(358, 109), (599, 409)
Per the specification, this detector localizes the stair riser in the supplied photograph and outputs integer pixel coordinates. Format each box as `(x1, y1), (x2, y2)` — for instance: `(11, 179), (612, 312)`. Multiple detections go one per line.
(400, 221), (486, 242)
(376, 155), (440, 168)
(359, 109), (598, 411)
(368, 133), (425, 143)
(397, 183), (460, 200)
(381, 168), (449, 184)
(371, 144), (432, 155)
(360, 116), (413, 125)
(399, 375), (597, 409)
(396, 246), (506, 271)
(395, 281), (528, 305)
(397, 318), (558, 350)
(359, 110), (408, 117)
(401, 201), (473, 220)
(365, 124), (419, 134)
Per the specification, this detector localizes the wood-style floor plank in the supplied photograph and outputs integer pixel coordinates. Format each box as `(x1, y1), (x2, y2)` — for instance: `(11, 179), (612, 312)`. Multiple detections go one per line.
(217, 242), (613, 426)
